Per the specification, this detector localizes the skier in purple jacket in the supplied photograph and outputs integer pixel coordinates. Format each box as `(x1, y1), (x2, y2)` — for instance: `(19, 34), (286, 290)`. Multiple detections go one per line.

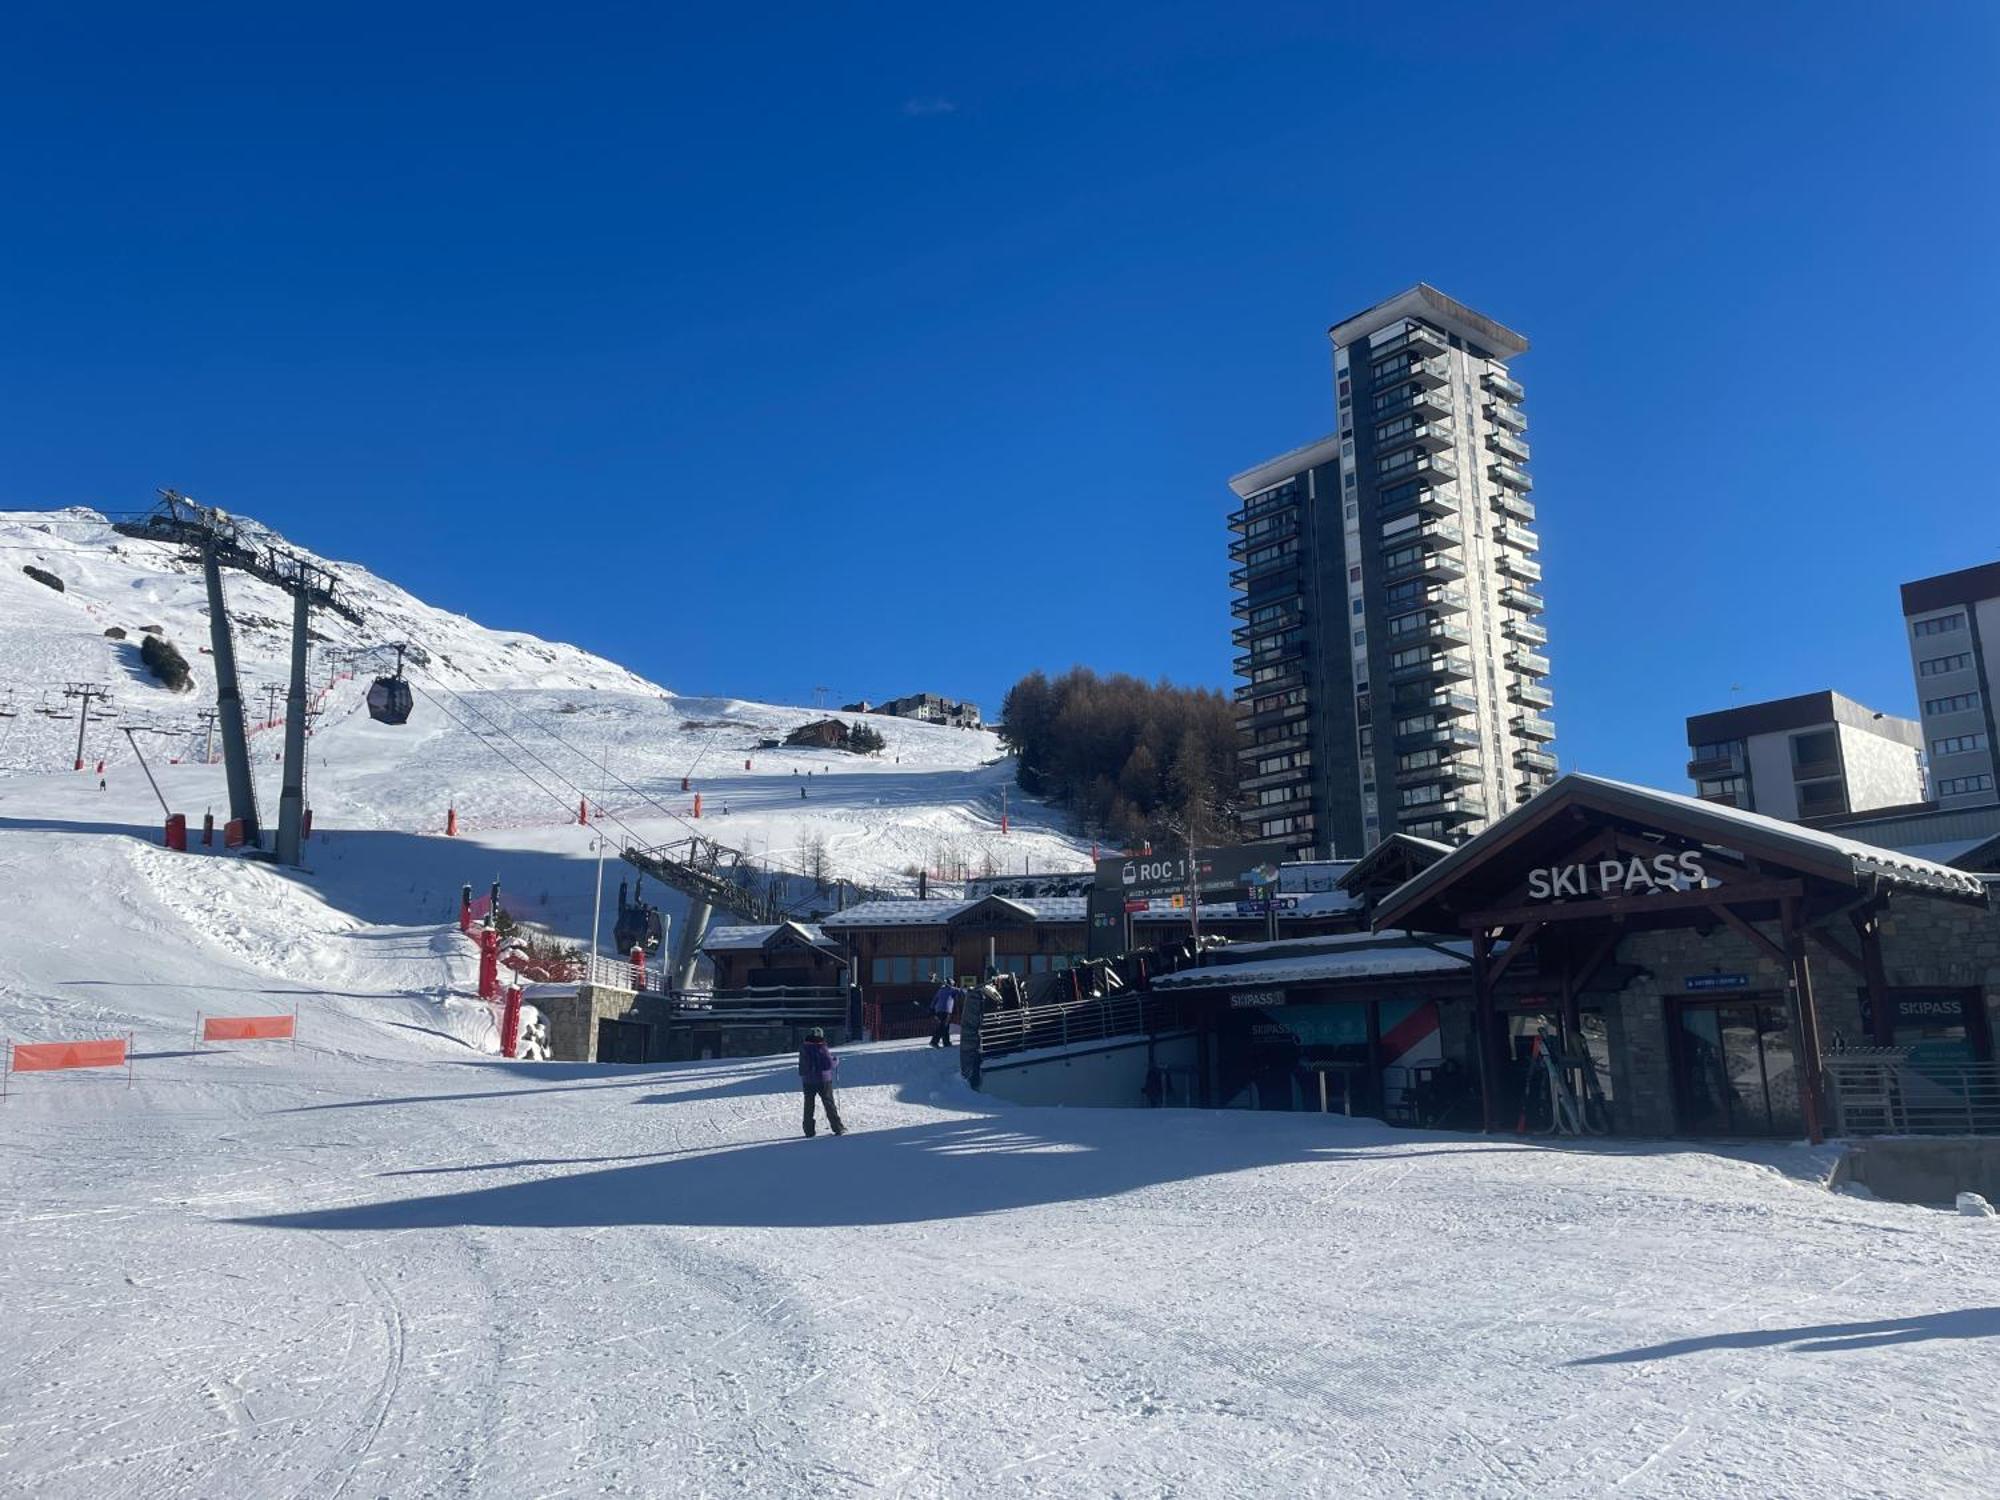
(798, 1027), (845, 1137)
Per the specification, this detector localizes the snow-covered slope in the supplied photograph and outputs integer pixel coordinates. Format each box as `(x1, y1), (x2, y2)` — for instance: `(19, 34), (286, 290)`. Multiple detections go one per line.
(0, 505), (1092, 1048)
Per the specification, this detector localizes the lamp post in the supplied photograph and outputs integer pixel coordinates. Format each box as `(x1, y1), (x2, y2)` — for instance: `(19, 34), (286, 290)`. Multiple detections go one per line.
(590, 832), (609, 960)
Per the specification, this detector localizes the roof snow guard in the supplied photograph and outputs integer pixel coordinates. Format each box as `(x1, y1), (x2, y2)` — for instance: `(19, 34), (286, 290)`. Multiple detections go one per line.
(1374, 773), (1989, 935)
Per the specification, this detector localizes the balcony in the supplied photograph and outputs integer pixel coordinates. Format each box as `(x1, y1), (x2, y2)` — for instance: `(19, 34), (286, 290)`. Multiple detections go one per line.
(1510, 682), (1555, 710)
(1512, 713), (1557, 742)
(1401, 756), (1484, 789)
(1793, 757), (1843, 783)
(1506, 648), (1551, 677)
(1233, 640), (1305, 676)
(1383, 419), (1457, 454)
(1514, 747), (1559, 775)
(1371, 322), (1448, 365)
(1396, 724), (1481, 756)
(1388, 616), (1473, 652)
(1514, 774), (1555, 802)
(1501, 585), (1546, 614)
(1227, 488), (1300, 532)
(1240, 694), (1310, 727)
(1379, 484), (1461, 525)
(1497, 553), (1543, 585)
(1376, 450), (1459, 487)
(1495, 521), (1540, 552)
(1486, 400), (1527, 432)
(1232, 611), (1303, 647)
(1698, 790), (1742, 809)
(1399, 792), (1487, 827)
(1228, 525), (1298, 561)
(1492, 490), (1536, 523)
(1390, 651), (1474, 687)
(1422, 586), (1470, 616)
(1489, 461), (1534, 493)
(1232, 580), (1303, 619)
(1239, 727), (1309, 760)
(1380, 548), (1467, 588)
(1685, 753), (1741, 780)
(1230, 553), (1302, 589)
(1487, 430), (1531, 464)
(1424, 690), (1480, 719)
(1391, 352), (1453, 389)
(1483, 369), (1525, 402)
(1241, 764), (1313, 795)
(1503, 616), (1548, 646)
(1375, 384), (1453, 424)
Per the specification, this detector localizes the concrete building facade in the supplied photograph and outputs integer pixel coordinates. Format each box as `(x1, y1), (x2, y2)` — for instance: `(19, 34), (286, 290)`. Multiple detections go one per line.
(1684, 690), (1926, 822)
(1229, 284), (1553, 859)
(1902, 561), (2000, 810)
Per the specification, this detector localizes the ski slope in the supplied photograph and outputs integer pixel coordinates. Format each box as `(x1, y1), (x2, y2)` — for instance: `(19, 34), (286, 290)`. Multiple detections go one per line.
(4, 507), (1999, 1498)
(0, 506), (1095, 958)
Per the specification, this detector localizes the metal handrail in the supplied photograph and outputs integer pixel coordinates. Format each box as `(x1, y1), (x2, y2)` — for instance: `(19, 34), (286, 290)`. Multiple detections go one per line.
(1827, 1051), (2000, 1136)
(977, 990), (1171, 1058)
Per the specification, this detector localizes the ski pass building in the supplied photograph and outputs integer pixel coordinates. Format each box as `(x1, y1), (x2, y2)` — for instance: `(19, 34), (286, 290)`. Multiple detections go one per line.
(966, 775), (2000, 1142)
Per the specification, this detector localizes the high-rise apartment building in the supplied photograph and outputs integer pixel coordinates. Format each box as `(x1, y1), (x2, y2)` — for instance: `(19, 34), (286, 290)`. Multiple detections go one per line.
(1229, 284), (1553, 857)
(1684, 691), (1925, 821)
(1901, 561), (2000, 809)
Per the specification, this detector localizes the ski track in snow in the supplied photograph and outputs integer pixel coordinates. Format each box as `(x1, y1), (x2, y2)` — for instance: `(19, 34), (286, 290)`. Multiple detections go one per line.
(4, 508), (2000, 1496)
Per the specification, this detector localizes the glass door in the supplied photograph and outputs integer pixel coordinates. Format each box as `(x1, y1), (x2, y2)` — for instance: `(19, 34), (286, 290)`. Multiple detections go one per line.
(1674, 998), (1803, 1137)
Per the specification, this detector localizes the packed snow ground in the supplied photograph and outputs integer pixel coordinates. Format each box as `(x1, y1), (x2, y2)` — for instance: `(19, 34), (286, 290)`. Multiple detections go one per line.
(5, 507), (1999, 1497)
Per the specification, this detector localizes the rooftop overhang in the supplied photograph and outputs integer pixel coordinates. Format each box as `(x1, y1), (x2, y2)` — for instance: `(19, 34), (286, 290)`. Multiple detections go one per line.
(1229, 434), (1343, 499)
(1328, 284), (1529, 360)
(1373, 773), (1989, 937)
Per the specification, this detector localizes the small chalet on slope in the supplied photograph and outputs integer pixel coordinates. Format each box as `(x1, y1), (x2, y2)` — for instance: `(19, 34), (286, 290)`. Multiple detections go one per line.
(699, 920), (846, 992)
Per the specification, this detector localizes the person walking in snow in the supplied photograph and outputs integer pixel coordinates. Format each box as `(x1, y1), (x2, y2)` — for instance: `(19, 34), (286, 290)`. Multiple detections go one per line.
(928, 983), (959, 1048)
(798, 1026), (845, 1137)
(800, 785), (807, 800)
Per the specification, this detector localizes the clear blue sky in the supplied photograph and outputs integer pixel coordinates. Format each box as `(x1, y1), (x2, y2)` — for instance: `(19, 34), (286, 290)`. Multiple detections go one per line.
(3, 3), (1995, 788)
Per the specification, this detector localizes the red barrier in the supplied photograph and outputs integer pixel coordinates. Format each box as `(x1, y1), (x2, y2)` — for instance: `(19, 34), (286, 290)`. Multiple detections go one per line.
(6, 1034), (132, 1097)
(165, 813), (187, 851)
(446, 806), (458, 838)
(478, 928), (499, 1000)
(578, 797), (588, 825)
(500, 986), (522, 1058)
(224, 818), (247, 849)
(198, 1012), (297, 1044)
(692, 792), (702, 819)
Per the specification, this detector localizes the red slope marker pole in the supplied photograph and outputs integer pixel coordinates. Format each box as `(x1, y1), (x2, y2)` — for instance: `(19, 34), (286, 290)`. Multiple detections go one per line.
(127, 1031), (135, 1088)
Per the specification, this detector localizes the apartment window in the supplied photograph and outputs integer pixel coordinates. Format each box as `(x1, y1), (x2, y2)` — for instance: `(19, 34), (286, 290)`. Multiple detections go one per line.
(1938, 774), (1996, 797)
(1348, 565), (1362, 583)
(1932, 733), (1989, 757)
(1796, 780), (1847, 815)
(1337, 379), (1351, 400)
(1697, 776), (1746, 802)
(1357, 726), (1373, 753)
(1352, 598), (1365, 615)
(1401, 783), (1444, 808)
(1924, 692), (1981, 716)
(1791, 729), (1838, 770)
(1343, 471), (1357, 489)
(1396, 714), (1438, 737)
(1919, 652), (1973, 677)
(1914, 613), (1966, 637)
(1353, 629), (1366, 646)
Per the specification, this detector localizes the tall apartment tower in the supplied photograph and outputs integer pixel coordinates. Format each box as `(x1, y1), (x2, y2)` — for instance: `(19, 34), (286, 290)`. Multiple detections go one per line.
(1901, 561), (2000, 808)
(1228, 284), (1553, 857)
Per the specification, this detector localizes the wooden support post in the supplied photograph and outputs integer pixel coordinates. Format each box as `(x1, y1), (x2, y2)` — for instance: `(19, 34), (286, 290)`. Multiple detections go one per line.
(1853, 905), (1894, 1047)
(1782, 895), (1827, 1144)
(1472, 927), (1497, 1132)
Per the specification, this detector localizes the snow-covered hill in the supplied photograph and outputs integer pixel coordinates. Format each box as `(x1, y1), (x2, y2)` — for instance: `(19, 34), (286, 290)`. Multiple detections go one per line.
(0, 505), (1092, 1049)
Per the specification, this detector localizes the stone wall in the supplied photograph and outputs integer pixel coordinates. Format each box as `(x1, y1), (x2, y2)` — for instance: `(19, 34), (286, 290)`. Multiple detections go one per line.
(1607, 889), (1999, 1135)
(541, 983), (641, 1063)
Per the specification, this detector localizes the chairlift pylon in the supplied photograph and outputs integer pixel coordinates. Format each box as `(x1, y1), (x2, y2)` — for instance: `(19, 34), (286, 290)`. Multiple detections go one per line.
(366, 644), (414, 725)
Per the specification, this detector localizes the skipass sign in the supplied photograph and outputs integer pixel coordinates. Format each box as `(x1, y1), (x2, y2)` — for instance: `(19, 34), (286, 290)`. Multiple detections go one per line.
(1526, 849), (1708, 901)
(1094, 844), (1288, 904)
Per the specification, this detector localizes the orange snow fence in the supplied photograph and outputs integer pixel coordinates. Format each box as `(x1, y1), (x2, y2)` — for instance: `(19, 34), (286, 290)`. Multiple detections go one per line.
(199, 1013), (296, 1043)
(5, 1035), (133, 1097)
(11, 1037), (127, 1072)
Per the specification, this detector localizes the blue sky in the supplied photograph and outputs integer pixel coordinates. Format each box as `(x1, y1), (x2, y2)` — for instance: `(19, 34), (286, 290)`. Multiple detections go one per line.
(3, 2), (1996, 788)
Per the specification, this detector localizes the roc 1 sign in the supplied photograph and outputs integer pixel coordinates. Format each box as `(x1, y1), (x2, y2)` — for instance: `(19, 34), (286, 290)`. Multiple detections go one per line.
(1527, 850), (1707, 901)
(1094, 845), (1288, 904)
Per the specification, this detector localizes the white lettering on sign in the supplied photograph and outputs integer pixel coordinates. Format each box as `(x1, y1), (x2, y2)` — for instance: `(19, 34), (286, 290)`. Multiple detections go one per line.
(1526, 850), (1706, 902)
(1230, 990), (1285, 1009)
(1123, 859), (1188, 888)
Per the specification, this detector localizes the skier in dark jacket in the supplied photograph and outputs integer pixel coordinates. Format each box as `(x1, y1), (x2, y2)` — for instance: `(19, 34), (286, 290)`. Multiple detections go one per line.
(928, 983), (959, 1048)
(798, 1027), (845, 1137)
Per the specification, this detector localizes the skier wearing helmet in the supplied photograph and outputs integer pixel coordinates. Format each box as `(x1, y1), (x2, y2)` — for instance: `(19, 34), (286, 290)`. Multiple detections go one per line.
(798, 1026), (845, 1137)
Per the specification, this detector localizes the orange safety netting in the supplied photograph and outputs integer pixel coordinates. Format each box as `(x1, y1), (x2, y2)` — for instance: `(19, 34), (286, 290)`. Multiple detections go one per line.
(201, 1015), (296, 1042)
(12, 1038), (128, 1072)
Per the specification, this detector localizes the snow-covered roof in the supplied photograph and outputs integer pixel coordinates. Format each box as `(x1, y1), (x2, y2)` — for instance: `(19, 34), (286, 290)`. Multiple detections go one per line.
(823, 896), (1088, 929)
(1376, 773), (1990, 932)
(1151, 940), (1472, 991)
(700, 921), (833, 953)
